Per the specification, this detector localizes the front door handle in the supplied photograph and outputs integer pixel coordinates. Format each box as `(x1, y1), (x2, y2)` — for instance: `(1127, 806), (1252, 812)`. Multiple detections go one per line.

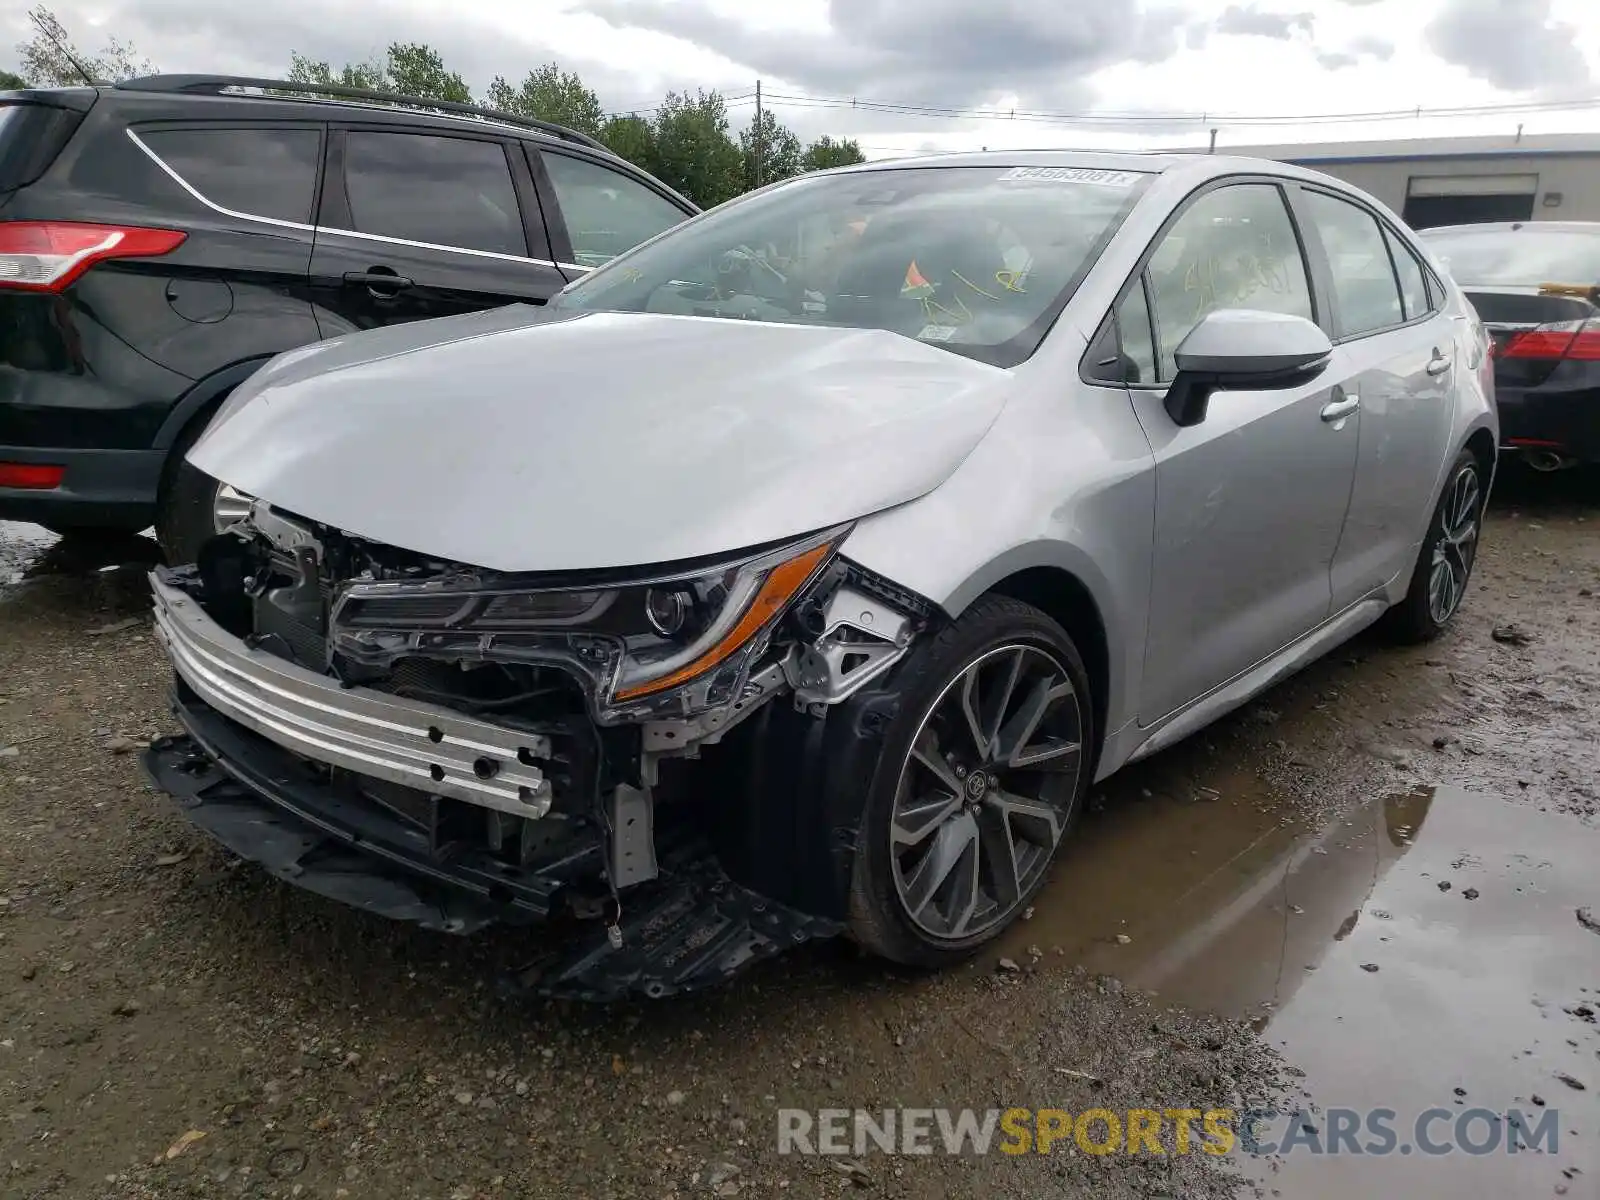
(1320, 394), (1360, 424)
(1426, 350), (1453, 376)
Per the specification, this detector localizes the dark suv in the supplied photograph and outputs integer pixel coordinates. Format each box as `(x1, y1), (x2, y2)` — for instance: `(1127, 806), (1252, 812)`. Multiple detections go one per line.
(0, 75), (698, 560)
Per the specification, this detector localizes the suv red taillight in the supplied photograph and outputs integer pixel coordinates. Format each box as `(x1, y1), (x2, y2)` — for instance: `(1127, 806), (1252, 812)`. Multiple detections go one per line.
(1497, 318), (1600, 363)
(0, 221), (186, 293)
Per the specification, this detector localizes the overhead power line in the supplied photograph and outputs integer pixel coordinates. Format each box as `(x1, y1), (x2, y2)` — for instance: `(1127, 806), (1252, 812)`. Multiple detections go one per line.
(600, 83), (1600, 138)
(603, 88), (756, 120)
(741, 88), (1600, 128)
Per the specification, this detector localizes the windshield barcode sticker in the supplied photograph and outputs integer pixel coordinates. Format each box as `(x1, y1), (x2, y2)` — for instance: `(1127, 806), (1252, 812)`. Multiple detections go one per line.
(917, 324), (960, 342)
(998, 166), (1143, 187)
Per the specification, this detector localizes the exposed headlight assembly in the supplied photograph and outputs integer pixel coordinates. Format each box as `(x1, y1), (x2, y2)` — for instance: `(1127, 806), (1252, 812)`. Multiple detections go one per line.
(329, 527), (848, 720)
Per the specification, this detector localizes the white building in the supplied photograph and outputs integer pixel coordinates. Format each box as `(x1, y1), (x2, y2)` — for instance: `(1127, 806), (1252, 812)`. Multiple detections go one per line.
(1199, 132), (1600, 228)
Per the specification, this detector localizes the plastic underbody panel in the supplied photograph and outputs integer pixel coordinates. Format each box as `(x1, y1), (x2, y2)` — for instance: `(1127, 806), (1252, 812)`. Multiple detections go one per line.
(143, 688), (842, 1001)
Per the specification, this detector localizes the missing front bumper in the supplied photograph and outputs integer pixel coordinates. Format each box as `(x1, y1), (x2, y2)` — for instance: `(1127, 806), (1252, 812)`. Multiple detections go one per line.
(144, 692), (841, 1000)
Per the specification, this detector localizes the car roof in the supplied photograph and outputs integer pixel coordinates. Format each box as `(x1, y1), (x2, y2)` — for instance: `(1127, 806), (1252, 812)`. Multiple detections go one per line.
(102, 75), (613, 156)
(818, 147), (1371, 189)
(829, 148), (1187, 173)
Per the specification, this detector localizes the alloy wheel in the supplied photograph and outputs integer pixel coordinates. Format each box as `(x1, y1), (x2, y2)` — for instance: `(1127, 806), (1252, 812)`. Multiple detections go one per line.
(888, 643), (1084, 942)
(1428, 463), (1480, 626)
(213, 483), (253, 534)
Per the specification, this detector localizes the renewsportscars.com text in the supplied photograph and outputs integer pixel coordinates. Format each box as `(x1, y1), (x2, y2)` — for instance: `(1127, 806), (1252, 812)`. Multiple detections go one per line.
(776, 1106), (1561, 1158)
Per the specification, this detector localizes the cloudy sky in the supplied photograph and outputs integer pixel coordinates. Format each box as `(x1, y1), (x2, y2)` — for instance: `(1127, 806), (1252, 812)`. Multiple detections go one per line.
(7, 0), (1600, 156)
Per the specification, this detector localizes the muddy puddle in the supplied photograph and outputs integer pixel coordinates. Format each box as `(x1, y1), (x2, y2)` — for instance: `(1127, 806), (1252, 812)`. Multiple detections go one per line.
(1002, 778), (1598, 1196)
(0, 520), (58, 586)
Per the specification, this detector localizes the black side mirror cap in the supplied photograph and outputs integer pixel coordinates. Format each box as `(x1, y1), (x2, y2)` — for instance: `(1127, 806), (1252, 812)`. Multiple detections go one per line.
(1164, 354), (1332, 427)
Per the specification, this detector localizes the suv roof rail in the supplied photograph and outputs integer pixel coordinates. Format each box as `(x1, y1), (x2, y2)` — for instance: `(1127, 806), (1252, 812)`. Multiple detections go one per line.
(114, 74), (611, 152)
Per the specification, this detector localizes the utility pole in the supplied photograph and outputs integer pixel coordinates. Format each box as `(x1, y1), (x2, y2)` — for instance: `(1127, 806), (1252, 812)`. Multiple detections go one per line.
(754, 79), (763, 188)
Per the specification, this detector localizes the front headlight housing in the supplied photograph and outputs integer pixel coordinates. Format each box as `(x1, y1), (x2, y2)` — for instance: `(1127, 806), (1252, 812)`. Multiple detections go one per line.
(329, 527), (847, 719)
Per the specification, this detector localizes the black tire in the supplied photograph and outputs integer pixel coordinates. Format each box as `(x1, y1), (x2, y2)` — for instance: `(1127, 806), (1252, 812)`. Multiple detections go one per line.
(154, 422), (224, 566)
(1383, 448), (1484, 644)
(847, 596), (1094, 968)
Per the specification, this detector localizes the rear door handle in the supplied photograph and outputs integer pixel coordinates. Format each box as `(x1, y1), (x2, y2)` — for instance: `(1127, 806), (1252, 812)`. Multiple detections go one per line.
(1426, 350), (1452, 376)
(1320, 394), (1360, 423)
(343, 270), (414, 293)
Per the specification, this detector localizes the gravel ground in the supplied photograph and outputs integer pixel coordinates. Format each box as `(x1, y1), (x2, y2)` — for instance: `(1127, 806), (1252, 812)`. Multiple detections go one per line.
(1, 465), (1596, 1200)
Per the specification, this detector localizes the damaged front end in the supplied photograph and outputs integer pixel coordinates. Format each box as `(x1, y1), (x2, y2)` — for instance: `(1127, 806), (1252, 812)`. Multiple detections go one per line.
(143, 500), (934, 998)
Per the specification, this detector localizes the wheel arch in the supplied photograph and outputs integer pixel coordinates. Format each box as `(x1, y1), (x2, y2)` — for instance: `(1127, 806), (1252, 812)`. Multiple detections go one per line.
(1464, 425), (1497, 491)
(151, 356), (274, 454)
(970, 562), (1115, 768)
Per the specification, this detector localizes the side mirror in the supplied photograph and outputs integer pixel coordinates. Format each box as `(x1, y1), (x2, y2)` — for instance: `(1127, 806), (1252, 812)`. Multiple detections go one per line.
(1165, 309), (1333, 427)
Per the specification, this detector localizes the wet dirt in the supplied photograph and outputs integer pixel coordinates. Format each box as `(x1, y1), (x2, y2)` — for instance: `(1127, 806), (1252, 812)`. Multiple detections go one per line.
(1, 464), (1597, 1199)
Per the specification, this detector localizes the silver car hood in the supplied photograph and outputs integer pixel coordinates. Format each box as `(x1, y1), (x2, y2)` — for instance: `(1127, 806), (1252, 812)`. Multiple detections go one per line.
(190, 308), (1008, 572)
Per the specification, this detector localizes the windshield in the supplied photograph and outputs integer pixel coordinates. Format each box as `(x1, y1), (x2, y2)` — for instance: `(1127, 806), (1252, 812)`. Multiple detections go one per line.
(554, 164), (1150, 366)
(1420, 226), (1600, 287)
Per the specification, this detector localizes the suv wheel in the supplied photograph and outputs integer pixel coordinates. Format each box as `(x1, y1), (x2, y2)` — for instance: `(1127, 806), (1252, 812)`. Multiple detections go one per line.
(155, 421), (237, 565)
(847, 597), (1093, 967)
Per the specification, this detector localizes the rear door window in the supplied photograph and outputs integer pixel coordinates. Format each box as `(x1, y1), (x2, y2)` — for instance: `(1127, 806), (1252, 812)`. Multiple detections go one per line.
(1384, 227), (1433, 321)
(140, 126), (323, 223)
(539, 151), (688, 267)
(343, 131), (526, 256)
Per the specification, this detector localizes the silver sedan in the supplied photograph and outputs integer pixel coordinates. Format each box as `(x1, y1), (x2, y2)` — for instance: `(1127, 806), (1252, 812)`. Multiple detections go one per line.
(154, 149), (1496, 988)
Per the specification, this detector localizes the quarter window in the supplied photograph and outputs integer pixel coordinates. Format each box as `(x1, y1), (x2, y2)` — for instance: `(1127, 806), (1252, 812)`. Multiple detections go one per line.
(141, 127), (322, 223)
(343, 132), (525, 256)
(1385, 226), (1432, 321)
(1302, 190), (1404, 336)
(541, 152), (687, 267)
(1145, 183), (1314, 382)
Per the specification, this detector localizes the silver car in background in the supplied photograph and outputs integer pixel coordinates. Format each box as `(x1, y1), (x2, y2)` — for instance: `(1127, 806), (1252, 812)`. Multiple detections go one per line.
(142, 150), (1496, 995)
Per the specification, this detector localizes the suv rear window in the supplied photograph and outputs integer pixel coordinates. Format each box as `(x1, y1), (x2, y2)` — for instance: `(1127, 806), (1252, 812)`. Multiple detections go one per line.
(342, 131), (525, 256)
(541, 151), (687, 267)
(0, 100), (90, 193)
(140, 127), (322, 224)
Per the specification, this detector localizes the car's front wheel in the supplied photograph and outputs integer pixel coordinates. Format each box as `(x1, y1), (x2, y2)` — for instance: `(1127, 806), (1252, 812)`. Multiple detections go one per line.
(847, 597), (1093, 967)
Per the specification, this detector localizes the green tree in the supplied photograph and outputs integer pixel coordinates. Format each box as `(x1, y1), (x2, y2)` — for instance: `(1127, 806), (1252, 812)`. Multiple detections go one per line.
(17, 4), (153, 85)
(287, 50), (387, 91)
(487, 63), (603, 138)
(600, 114), (655, 170)
(739, 108), (801, 191)
(384, 43), (470, 103)
(0, 68), (27, 90)
(287, 43), (469, 102)
(649, 90), (743, 208)
(801, 135), (866, 172)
